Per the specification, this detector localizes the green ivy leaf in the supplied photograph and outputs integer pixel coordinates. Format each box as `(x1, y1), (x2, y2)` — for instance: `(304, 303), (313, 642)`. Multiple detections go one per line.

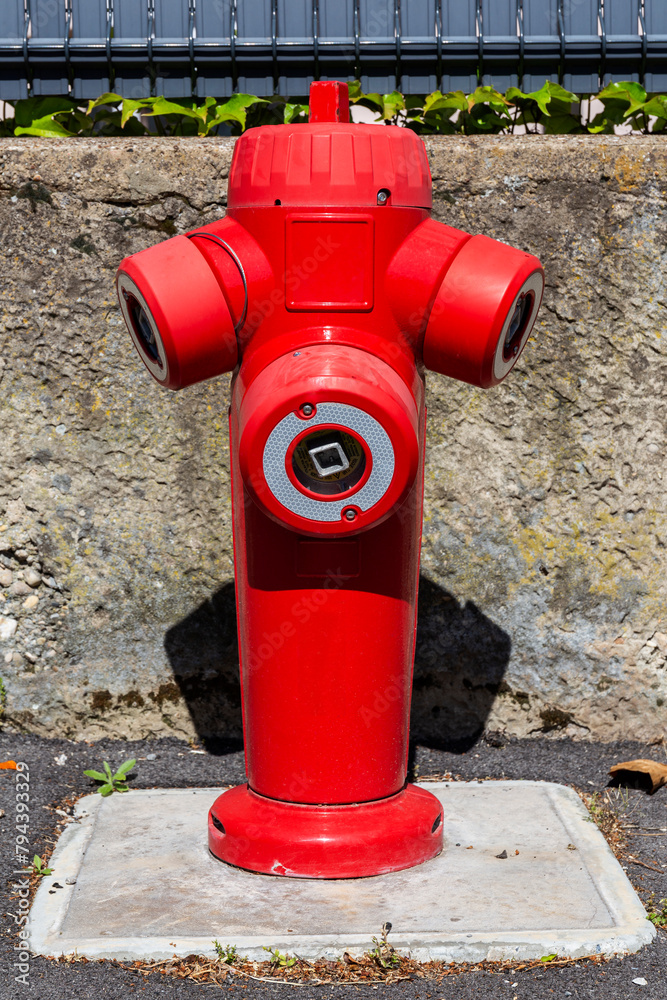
(14, 96), (76, 128)
(354, 91), (383, 112)
(648, 115), (667, 133)
(588, 99), (633, 133)
(90, 109), (146, 136)
(120, 98), (156, 128)
(284, 102), (309, 124)
(597, 80), (647, 116)
(467, 86), (510, 114)
(507, 81), (577, 118)
(423, 90), (467, 115)
(208, 94), (267, 131)
(410, 114), (459, 135)
(141, 98), (210, 129)
(405, 95), (426, 111)
(348, 89), (407, 121)
(379, 91), (406, 120)
(86, 92), (124, 115)
(643, 95), (667, 119)
(14, 114), (75, 138)
(542, 113), (584, 134)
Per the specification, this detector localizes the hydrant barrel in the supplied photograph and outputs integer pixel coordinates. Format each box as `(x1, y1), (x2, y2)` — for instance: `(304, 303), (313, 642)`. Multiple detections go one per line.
(114, 80), (544, 879)
(232, 343), (422, 803)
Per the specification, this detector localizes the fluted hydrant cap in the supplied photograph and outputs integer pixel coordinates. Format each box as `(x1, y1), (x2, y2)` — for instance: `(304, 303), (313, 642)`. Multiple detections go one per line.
(227, 81), (432, 210)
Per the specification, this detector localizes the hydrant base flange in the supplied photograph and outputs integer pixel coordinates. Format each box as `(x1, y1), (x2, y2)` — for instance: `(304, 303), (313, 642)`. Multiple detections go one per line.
(208, 783), (444, 879)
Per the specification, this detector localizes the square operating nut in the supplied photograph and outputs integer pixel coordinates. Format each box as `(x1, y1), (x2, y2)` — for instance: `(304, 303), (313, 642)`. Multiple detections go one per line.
(308, 439), (350, 478)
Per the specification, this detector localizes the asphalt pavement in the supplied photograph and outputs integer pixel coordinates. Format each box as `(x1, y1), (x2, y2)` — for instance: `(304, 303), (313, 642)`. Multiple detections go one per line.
(0, 731), (665, 999)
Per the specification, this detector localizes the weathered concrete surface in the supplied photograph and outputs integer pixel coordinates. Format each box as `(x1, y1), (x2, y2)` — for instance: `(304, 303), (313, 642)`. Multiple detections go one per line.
(29, 783), (654, 962)
(0, 135), (665, 743)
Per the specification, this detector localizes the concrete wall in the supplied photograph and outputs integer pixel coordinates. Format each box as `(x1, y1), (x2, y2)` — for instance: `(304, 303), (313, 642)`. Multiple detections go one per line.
(0, 135), (665, 745)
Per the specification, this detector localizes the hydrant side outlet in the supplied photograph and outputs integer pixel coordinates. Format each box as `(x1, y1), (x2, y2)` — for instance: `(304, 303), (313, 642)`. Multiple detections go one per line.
(117, 234), (239, 389)
(115, 80), (544, 879)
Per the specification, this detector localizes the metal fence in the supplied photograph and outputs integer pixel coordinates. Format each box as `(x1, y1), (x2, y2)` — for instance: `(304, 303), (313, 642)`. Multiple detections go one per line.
(1, 1), (666, 101)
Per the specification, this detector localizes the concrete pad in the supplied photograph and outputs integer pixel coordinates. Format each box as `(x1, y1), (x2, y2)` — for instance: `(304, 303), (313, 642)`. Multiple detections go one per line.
(29, 781), (655, 963)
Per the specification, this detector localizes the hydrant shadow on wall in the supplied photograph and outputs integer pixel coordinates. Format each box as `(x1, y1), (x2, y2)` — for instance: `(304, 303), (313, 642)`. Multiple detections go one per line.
(116, 81), (544, 879)
(162, 577), (512, 756)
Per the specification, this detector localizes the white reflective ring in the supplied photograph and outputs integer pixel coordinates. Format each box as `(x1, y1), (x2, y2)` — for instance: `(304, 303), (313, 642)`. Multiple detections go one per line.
(492, 270), (544, 382)
(117, 272), (169, 383)
(263, 402), (395, 522)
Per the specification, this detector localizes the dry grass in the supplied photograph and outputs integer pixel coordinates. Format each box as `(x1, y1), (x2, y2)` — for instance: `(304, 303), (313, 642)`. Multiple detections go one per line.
(54, 950), (608, 987)
(578, 787), (632, 859)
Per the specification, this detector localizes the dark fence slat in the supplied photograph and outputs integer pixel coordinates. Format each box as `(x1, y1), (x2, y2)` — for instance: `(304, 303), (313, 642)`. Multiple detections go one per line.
(25, 0), (70, 96)
(194, 0), (233, 98)
(357, 0), (399, 94)
(153, 1), (193, 97)
(111, 0), (151, 99)
(645, 0), (667, 90)
(0, 3), (27, 100)
(398, 0), (439, 95)
(276, 1), (316, 96)
(71, 2), (111, 98)
(439, 2), (477, 93)
(234, 0), (277, 95)
(604, 1), (641, 85)
(480, 0), (520, 91)
(562, 0), (601, 93)
(521, 0), (559, 92)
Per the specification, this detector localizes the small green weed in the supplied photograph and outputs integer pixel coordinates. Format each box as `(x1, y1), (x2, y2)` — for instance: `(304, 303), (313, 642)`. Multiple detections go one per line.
(369, 922), (400, 969)
(647, 894), (667, 928)
(32, 855), (53, 876)
(84, 758), (136, 796)
(214, 941), (238, 964)
(262, 946), (297, 969)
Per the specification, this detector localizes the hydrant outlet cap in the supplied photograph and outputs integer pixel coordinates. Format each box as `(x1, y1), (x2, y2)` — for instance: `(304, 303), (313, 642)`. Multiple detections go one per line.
(116, 235), (238, 390)
(423, 235), (545, 388)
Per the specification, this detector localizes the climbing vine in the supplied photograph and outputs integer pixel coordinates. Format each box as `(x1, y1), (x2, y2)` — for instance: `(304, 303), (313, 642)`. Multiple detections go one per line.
(1, 80), (665, 137)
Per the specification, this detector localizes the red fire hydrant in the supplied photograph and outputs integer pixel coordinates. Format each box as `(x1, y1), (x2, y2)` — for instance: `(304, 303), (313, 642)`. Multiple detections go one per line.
(116, 81), (543, 879)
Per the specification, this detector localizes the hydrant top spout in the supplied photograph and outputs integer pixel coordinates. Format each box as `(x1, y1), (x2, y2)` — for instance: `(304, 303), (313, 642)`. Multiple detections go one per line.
(308, 80), (350, 123)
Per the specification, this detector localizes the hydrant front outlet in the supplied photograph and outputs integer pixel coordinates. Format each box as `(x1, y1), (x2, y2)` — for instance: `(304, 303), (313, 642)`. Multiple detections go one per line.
(116, 80), (544, 879)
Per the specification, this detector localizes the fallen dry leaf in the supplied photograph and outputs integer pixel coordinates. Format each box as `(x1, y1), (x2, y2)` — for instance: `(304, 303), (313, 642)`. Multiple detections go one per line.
(0, 760), (18, 770)
(609, 759), (667, 794)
